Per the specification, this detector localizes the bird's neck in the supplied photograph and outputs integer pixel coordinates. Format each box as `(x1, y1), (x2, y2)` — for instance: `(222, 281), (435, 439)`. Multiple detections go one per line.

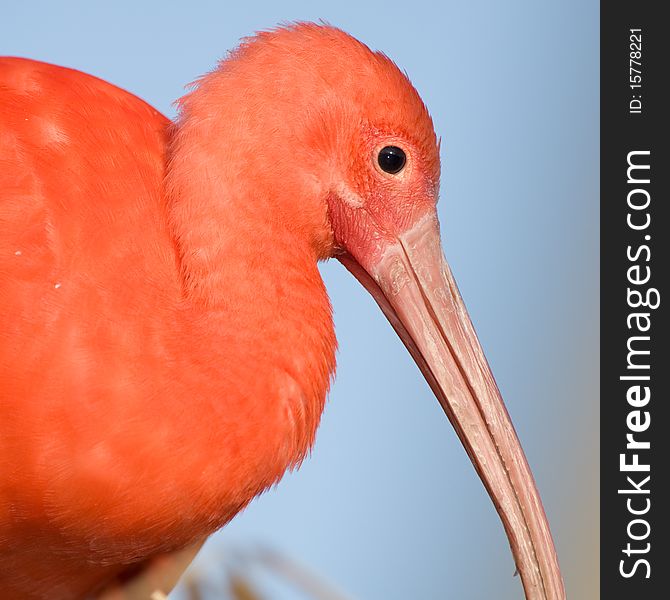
(162, 116), (336, 513)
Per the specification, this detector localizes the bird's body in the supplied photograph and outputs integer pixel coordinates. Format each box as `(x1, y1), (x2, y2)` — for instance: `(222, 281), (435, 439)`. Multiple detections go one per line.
(0, 55), (334, 597)
(1, 24), (564, 600)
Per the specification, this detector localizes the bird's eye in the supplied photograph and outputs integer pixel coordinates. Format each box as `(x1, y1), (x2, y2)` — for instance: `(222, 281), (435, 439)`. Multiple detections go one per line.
(377, 146), (406, 174)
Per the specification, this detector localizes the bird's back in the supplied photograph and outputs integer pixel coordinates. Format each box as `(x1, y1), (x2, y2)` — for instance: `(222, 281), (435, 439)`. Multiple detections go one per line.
(0, 57), (182, 598)
(0, 56), (180, 372)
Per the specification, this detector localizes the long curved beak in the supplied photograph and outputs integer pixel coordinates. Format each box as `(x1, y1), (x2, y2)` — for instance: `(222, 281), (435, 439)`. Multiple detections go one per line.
(338, 212), (565, 600)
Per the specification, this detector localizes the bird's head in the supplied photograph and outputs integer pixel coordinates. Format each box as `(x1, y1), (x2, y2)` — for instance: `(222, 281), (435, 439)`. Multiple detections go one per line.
(171, 23), (563, 599)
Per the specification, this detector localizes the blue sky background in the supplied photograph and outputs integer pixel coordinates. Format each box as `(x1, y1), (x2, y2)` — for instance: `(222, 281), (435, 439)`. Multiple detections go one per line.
(3, 1), (599, 598)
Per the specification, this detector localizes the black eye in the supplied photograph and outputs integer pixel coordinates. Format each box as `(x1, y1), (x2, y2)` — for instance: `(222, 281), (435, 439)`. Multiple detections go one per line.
(377, 146), (406, 174)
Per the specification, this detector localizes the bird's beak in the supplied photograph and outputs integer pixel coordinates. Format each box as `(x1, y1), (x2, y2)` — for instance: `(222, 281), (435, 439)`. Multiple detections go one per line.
(338, 212), (564, 600)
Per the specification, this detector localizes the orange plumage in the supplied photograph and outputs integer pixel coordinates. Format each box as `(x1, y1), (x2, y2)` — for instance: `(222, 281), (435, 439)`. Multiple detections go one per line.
(1, 23), (563, 600)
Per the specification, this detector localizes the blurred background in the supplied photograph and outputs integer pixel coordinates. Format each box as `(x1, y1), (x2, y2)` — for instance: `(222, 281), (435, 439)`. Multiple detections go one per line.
(2, 1), (599, 598)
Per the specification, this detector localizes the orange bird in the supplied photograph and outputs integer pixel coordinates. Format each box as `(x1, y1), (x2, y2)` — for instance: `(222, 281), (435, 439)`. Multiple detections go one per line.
(0, 23), (564, 600)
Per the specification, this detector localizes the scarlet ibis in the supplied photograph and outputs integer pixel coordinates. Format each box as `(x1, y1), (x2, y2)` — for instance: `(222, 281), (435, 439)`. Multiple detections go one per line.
(0, 23), (564, 599)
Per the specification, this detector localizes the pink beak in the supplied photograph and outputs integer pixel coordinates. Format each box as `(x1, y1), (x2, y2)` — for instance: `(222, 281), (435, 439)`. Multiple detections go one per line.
(339, 213), (565, 600)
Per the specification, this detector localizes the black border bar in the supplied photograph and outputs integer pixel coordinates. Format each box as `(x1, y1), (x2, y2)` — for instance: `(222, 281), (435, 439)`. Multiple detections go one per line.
(601, 3), (669, 598)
